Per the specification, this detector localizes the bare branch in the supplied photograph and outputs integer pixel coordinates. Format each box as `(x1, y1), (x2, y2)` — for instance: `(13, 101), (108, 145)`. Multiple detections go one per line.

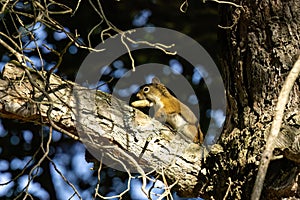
(205, 0), (244, 10)
(48, 156), (82, 199)
(180, 0), (189, 13)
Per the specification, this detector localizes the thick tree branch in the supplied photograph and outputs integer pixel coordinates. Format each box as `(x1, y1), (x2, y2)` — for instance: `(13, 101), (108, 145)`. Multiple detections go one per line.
(0, 61), (206, 197)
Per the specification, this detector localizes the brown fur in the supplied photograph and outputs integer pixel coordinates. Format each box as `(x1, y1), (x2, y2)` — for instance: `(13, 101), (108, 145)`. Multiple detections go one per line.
(135, 77), (204, 144)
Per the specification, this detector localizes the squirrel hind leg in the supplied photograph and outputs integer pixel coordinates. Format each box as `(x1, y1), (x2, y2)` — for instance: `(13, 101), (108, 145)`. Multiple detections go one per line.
(182, 124), (204, 144)
(178, 124), (203, 144)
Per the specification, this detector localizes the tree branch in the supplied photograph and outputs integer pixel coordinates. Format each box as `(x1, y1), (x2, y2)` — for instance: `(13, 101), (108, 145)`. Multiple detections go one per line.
(0, 61), (206, 197)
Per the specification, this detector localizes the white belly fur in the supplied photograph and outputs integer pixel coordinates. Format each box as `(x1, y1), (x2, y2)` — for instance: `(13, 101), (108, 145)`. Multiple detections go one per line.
(167, 113), (187, 129)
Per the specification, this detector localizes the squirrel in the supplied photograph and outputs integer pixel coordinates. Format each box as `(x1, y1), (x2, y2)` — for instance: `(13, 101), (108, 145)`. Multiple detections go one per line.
(131, 77), (204, 144)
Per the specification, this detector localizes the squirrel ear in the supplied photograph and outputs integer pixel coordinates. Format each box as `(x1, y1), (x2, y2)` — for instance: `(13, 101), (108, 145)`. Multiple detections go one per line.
(152, 77), (161, 84)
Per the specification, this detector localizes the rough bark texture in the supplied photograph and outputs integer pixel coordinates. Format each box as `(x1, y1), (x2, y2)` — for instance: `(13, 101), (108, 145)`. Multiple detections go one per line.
(0, 62), (207, 197)
(206, 0), (300, 199)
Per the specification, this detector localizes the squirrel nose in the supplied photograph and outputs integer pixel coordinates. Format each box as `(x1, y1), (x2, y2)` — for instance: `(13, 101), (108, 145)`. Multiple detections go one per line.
(136, 93), (145, 100)
(136, 93), (142, 99)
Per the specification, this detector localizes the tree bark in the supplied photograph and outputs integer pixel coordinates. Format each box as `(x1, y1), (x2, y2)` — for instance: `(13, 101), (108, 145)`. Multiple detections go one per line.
(210, 0), (300, 199)
(0, 61), (207, 197)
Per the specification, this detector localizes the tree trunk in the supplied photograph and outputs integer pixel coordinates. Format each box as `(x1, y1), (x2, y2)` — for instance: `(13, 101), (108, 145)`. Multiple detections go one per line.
(204, 0), (300, 199)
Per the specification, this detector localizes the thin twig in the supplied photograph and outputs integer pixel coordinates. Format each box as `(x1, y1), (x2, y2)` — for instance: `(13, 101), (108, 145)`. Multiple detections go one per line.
(0, 0), (10, 14)
(0, 37), (79, 140)
(14, 126), (52, 199)
(94, 153), (133, 199)
(157, 168), (177, 200)
(47, 156), (82, 200)
(0, 145), (40, 186)
(93, 157), (103, 199)
(180, 0), (189, 13)
(101, 145), (149, 198)
(223, 177), (233, 200)
(205, 0), (244, 11)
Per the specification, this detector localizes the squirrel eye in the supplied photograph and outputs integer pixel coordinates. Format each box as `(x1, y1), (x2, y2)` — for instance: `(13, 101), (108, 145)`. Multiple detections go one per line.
(143, 86), (150, 93)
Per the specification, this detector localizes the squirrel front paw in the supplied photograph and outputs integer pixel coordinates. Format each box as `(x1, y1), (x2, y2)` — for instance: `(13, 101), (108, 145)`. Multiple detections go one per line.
(154, 109), (167, 123)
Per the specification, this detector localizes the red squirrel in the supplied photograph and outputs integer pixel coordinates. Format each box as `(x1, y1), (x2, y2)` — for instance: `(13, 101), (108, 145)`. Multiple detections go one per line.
(131, 77), (203, 144)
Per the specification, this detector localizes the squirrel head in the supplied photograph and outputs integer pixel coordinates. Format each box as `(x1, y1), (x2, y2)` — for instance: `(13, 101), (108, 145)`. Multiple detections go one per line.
(136, 77), (171, 103)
